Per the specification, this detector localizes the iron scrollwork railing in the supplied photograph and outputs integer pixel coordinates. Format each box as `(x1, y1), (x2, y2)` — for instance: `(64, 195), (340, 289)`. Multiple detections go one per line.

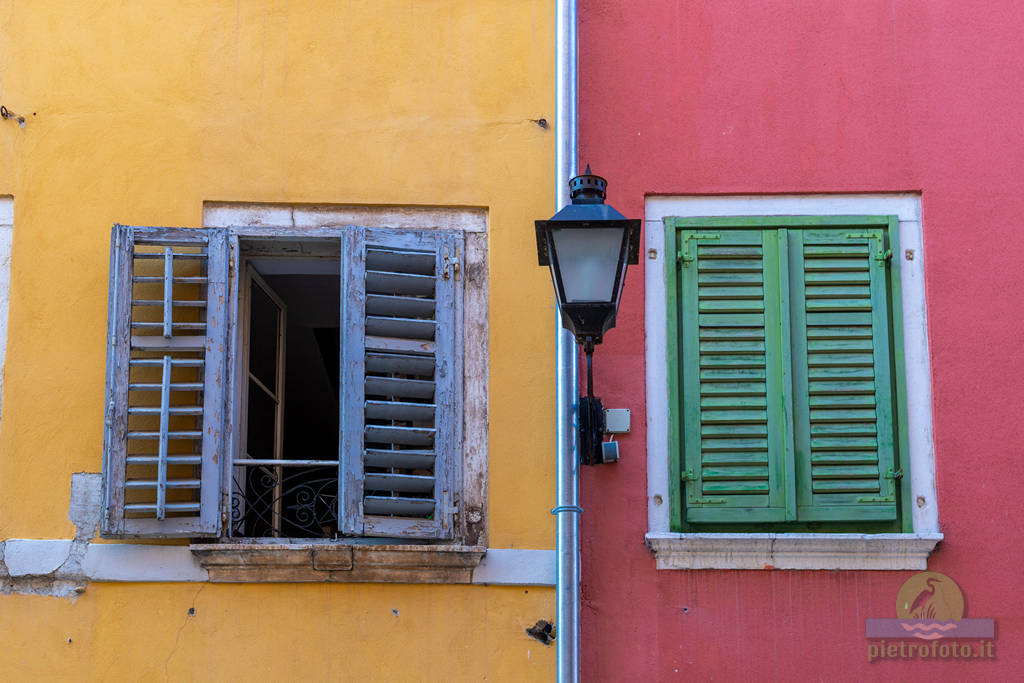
(231, 462), (338, 538)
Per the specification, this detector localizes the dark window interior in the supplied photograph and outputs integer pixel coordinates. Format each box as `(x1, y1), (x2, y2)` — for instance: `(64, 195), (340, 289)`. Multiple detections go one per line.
(234, 257), (342, 538)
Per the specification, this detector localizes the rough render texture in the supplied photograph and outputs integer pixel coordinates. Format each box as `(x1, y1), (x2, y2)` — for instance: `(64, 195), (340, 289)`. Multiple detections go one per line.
(578, 0), (1024, 680)
(0, 2), (557, 679)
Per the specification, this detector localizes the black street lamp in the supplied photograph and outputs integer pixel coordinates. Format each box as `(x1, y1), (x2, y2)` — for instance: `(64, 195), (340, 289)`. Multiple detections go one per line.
(536, 167), (640, 465)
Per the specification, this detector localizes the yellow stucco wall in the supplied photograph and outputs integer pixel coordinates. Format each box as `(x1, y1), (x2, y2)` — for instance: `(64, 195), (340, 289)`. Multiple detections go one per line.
(0, 1), (558, 679)
(0, 583), (553, 680)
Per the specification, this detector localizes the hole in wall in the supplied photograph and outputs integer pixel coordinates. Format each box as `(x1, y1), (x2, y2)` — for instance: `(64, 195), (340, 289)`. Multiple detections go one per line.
(526, 619), (555, 646)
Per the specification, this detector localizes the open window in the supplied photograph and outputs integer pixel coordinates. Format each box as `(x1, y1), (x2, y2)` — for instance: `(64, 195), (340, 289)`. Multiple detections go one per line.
(101, 224), (470, 544)
(233, 244), (340, 538)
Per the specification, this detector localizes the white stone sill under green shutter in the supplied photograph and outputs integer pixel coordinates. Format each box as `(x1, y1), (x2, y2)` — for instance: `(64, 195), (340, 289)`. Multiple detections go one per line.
(645, 532), (943, 570)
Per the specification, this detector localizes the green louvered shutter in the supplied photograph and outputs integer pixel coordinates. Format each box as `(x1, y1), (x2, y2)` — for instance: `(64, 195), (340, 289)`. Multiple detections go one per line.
(788, 227), (898, 521)
(678, 228), (792, 523)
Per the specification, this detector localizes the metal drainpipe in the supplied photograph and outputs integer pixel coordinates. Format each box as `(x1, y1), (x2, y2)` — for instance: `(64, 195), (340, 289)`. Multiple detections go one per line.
(554, 1), (580, 682)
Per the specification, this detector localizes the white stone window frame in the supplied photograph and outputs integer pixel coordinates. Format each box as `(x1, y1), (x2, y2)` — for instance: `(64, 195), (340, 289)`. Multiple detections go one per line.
(644, 194), (942, 570)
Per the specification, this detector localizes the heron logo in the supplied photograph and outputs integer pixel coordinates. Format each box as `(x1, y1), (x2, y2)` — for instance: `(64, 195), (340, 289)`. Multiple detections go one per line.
(866, 571), (996, 662)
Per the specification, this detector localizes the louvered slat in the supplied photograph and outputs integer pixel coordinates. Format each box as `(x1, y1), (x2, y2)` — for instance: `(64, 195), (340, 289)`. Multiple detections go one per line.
(365, 316), (435, 339)
(133, 300), (208, 308)
(365, 352), (435, 375)
(365, 376), (435, 399)
(365, 270), (435, 296)
(363, 497), (435, 516)
(124, 502), (201, 513)
(365, 294), (436, 318)
(365, 248), (435, 274)
(365, 400), (436, 421)
(125, 479), (201, 489)
(364, 473), (435, 493)
(365, 449), (435, 469)
(129, 406), (203, 416)
(126, 430), (203, 440)
(130, 321), (206, 331)
(127, 455), (201, 465)
(364, 425), (435, 446)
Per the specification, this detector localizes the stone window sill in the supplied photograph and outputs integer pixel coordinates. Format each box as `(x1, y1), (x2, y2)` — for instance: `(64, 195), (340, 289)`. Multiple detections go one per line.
(190, 542), (485, 583)
(645, 532), (943, 570)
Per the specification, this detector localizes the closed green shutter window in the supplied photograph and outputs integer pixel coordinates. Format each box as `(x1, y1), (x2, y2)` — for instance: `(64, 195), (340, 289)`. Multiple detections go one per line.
(667, 216), (906, 530)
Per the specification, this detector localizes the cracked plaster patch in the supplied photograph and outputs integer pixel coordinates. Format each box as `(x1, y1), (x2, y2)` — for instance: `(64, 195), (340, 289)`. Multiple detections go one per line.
(0, 473), (101, 597)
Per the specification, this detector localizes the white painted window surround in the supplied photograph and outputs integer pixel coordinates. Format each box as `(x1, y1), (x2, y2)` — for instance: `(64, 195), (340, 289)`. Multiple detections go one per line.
(0, 197), (11, 425)
(644, 195), (942, 570)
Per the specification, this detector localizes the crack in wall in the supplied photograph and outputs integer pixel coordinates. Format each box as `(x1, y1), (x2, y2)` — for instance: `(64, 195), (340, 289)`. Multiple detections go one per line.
(165, 583), (206, 681)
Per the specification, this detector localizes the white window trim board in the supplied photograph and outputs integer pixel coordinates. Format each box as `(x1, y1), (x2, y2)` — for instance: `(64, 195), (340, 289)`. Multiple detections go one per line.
(644, 194), (940, 570)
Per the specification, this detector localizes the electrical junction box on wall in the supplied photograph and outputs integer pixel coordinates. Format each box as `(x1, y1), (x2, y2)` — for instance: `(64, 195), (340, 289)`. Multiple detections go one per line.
(604, 409), (630, 434)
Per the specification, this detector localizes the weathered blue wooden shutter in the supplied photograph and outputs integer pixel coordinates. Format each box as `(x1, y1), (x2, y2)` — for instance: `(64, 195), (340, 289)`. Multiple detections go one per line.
(340, 227), (463, 539)
(788, 227), (898, 521)
(677, 228), (793, 523)
(102, 225), (228, 537)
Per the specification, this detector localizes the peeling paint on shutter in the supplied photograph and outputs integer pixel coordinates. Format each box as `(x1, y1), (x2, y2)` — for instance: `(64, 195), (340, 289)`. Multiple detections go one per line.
(102, 225), (227, 537)
(789, 228), (898, 521)
(678, 229), (792, 523)
(341, 227), (462, 539)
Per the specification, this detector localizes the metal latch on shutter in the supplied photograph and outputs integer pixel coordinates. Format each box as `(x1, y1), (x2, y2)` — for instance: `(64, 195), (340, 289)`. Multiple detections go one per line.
(443, 246), (461, 281)
(678, 233), (721, 264)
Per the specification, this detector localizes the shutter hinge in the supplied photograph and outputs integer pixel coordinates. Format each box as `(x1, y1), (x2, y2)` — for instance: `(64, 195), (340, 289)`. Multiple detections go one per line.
(845, 231), (891, 262)
(678, 233), (721, 264)
(682, 471), (726, 504)
(442, 492), (459, 530)
(857, 468), (902, 503)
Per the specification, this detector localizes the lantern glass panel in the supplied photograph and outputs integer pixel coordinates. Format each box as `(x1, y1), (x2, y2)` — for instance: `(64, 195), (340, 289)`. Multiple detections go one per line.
(551, 227), (623, 303)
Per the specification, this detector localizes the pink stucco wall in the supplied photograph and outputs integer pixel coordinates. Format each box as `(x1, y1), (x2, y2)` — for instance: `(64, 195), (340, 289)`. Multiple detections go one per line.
(577, 1), (1024, 679)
